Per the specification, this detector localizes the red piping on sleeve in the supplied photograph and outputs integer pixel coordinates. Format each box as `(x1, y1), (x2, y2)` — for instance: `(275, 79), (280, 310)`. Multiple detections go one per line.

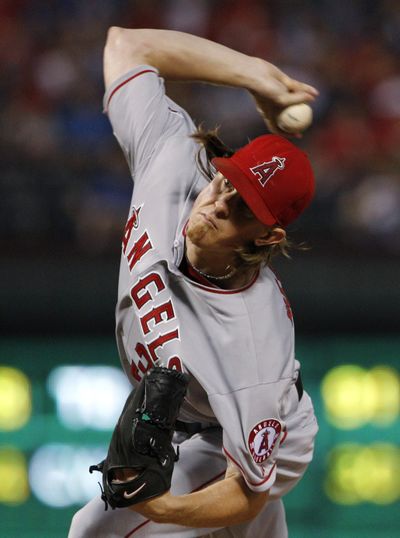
(280, 430), (288, 445)
(105, 69), (158, 111)
(223, 446), (276, 487)
(125, 519), (150, 538)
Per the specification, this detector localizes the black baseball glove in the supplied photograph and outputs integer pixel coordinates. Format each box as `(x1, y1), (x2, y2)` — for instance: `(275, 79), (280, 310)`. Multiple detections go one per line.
(89, 367), (189, 510)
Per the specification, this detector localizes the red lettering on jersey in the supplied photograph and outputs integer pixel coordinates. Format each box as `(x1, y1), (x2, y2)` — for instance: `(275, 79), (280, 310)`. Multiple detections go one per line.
(127, 231), (153, 271)
(274, 276), (293, 322)
(250, 156), (286, 187)
(128, 268), (182, 382)
(148, 329), (179, 363)
(132, 342), (154, 381)
(167, 356), (183, 372)
(130, 273), (166, 309)
(140, 300), (175, 335)
(122, 206), (141, 254)
(131, 330), (181, 381)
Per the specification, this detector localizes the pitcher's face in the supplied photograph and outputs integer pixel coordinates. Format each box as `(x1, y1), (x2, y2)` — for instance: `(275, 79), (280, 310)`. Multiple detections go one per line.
(186, 173), (269, 250)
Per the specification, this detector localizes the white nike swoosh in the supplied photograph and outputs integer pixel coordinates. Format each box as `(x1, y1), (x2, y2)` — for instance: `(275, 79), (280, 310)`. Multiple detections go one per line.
(123, 482), (146, 499)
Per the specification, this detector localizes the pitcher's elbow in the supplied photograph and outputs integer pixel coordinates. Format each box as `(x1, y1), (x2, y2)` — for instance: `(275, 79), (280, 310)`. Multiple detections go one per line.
(105, 26), (151, 59)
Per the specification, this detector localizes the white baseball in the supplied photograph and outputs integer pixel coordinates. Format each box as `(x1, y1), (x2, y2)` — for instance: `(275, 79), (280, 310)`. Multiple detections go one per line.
(276, 103), (313, 134)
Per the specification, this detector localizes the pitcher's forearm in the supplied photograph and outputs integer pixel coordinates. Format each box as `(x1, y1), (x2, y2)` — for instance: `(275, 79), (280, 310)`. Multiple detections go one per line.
(104, 27), (266, 92)
(132, 473), (268, 528)
(168, 474), (268, 527)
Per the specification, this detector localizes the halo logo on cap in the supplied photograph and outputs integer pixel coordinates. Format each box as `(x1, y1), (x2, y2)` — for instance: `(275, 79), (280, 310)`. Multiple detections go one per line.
(212, 134), (315, 227)
(250, 156), (286, 187)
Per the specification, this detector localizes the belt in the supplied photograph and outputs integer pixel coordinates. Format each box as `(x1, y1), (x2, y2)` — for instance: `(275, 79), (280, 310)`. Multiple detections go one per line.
(175, 420), (214, 435)
(295, 371), (304, 401)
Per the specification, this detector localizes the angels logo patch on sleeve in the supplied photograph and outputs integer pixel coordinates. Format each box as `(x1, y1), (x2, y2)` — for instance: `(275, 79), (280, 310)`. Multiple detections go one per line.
(248, 419), (282, 464)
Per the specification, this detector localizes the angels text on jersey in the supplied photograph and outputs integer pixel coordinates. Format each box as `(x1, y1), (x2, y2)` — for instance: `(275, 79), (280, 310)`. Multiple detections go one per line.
(122, 204), (183, 382)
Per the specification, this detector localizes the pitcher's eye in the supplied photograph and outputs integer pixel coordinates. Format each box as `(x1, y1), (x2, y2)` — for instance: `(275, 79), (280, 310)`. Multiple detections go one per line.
(223, 178), (234, 191)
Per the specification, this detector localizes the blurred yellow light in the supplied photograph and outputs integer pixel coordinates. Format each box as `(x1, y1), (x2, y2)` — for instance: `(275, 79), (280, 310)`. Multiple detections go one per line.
(355, 444), (400, 504)
(0, 367), (31, 430)
(321, 364), (400, 429)
(368, 367), (400, 426)
(321, 365), (372, 428)
(324, 444), (362, 504)
(325, 443), (400, 505)
(0, 447), (29, 504)
(352, 446), (375, 499)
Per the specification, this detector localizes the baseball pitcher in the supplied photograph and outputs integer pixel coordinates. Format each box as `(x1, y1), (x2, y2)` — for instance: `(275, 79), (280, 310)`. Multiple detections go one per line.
(68, 28), (319, 538)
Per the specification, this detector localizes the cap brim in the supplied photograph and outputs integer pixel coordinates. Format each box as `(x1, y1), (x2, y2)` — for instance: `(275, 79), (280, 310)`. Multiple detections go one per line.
(212, 157), (278, 226)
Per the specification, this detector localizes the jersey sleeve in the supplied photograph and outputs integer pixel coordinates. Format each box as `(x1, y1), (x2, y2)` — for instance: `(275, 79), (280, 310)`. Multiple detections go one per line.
(103, 65), (195, 175)
(208, 381), (289, 493)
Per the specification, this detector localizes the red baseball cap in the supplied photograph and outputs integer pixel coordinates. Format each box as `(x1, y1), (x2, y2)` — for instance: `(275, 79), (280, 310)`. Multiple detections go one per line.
(212, 135), (315, 227)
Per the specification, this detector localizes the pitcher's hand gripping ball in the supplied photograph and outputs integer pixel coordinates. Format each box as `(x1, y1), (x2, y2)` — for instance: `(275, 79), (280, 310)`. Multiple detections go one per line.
(89, 367), (189, 509)
(277, 103), (313, 134)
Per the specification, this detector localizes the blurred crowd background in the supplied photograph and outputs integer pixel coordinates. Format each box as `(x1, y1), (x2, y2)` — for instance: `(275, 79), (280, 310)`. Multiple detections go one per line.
(1, 0), (400, 262)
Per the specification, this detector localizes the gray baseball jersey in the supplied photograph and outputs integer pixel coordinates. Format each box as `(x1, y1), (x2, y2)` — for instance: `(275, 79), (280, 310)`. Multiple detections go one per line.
(103, 66), (317, 494)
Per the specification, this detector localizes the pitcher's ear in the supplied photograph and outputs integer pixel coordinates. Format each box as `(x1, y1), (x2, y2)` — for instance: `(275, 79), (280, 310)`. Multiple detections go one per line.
(254, 227), (286, 247)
